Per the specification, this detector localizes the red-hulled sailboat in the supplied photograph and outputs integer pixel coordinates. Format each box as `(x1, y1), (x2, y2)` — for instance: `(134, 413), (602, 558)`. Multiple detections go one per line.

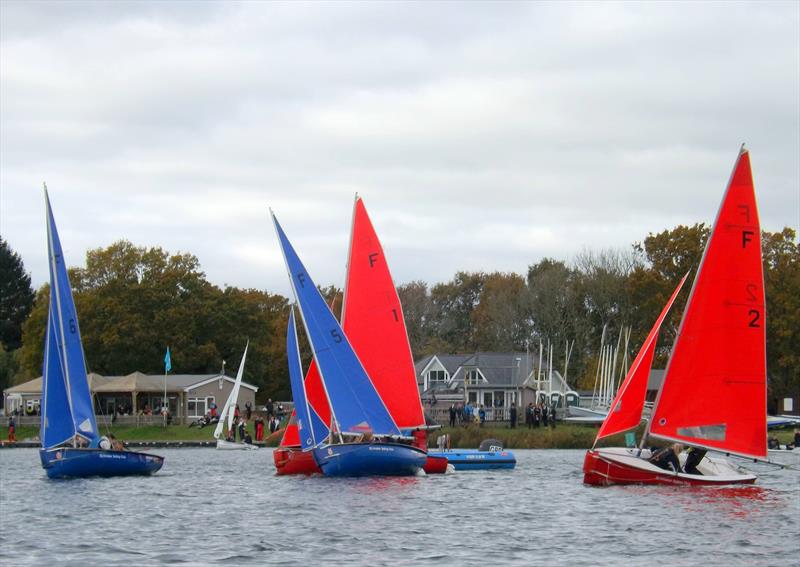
(274, 196), (447, 474)
(584, 147), (765, 486)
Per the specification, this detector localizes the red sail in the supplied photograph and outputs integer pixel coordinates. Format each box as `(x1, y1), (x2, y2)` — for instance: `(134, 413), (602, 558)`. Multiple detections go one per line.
(595, 273), (688, 443)
(649, 149), (767, 459)
(278, 360), (331, 447)
(342, 197), (425, 429)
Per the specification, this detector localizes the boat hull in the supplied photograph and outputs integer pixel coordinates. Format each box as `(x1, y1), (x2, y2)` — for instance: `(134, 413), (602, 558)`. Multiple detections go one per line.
(423, 454), (449, 474)
(216, 439), (259, 450)
(273, 446), (322, 475)
(583, 447), (757, 486)
(313, 442), (426, 477)
(39, 447), (164, 479)
(427, 449), (516, 470)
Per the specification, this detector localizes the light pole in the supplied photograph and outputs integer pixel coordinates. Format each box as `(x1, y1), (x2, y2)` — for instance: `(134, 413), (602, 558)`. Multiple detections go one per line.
(514, 356), (521, 423)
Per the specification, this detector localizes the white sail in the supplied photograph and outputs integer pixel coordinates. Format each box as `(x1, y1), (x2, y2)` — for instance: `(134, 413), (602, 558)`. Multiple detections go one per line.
(213, 342), (249, 440)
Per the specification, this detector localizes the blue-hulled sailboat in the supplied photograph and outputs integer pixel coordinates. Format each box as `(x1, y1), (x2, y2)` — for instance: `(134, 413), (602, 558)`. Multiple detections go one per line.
(273, 212), (426, 477)
(39, 186), (164, 479)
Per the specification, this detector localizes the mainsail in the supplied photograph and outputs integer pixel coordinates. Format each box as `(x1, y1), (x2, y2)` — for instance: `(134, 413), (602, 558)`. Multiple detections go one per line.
(649, 148), (767, 459)
(272, 212), (399, 436)
(593, 274), (688, 444)
(341, 197), (426, 430)
(286, 308), (329, 450)
(213, 342), (249, 441)
(41, 188), (99, 448)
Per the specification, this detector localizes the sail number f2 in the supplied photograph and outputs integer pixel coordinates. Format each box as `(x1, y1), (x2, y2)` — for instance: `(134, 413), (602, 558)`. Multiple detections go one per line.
(748, 309), (760, 328)
(69, 319), (76, 334)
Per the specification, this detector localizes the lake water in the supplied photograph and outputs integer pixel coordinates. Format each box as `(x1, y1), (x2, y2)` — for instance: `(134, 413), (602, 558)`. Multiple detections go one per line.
(0, 448), (797, 566)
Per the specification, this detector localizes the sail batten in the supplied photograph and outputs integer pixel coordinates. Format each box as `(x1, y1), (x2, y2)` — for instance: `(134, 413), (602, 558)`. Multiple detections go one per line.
(648, 149), (767, 459)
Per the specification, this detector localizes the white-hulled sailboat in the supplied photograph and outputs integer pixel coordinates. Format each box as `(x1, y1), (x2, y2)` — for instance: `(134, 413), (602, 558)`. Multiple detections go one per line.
(584, 146), (766, 486)
(214, 342), (259, 450)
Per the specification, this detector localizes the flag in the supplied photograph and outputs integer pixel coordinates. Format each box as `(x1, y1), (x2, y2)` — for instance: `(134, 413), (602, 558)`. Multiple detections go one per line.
(164, 347), (172, 373)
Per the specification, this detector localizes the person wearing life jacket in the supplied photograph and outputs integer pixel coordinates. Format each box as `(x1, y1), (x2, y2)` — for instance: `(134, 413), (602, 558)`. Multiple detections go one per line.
(649, 443), (683, 473)
(683, 447), (707, 475)
(412, 428), (427, 451)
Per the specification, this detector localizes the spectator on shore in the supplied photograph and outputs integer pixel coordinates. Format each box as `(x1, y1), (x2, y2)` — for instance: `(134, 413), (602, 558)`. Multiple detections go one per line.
(549, 404), (557, 429)
(265, 398), (274, 418)
(509, 403), (517, 429)
(238, 419), (247, 441)
(479, 405), (486, 427)
(254, 416), (265, 441)
(448, 404), (457, 428)
(542, 404), (549, 427)
(533, 404), (541, 428)
(7, 416), (16, 443)
(245, 401), (252, 420)
(525, 404), (533, 429)
(794, 428), (800, 448)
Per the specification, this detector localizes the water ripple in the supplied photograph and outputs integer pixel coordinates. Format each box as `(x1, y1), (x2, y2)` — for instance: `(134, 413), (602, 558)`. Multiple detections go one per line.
(1, 448), (797, 567)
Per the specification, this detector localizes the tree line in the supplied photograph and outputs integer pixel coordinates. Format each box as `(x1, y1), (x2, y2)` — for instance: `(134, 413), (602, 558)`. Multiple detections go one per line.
(1, 225), (797, 410)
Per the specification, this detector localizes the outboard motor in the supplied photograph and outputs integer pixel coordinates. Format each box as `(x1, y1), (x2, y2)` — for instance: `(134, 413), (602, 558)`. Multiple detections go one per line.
(479, 438), (504, 452)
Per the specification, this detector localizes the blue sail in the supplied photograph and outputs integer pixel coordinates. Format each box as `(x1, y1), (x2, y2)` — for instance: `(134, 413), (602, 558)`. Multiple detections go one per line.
(44, 189), (99, 443)
(272, 213), (399, 436)
(41, 303), (76, 448)
(287, 308), (329, 450)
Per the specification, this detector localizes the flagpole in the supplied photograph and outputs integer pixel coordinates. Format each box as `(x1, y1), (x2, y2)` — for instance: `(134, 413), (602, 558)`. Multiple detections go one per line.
(163, 347), (171, 428)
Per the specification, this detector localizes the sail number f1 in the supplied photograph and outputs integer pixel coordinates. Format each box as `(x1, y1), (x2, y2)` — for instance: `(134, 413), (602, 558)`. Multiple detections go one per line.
(330, 329), (343, 343)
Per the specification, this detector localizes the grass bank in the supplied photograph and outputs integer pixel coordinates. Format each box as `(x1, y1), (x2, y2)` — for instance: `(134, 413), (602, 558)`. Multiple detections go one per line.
(2, 424), (797, 449)
(0, 424), (285, 446)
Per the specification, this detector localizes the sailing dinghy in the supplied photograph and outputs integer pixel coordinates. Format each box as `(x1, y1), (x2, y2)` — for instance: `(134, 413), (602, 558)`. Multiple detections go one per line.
(272, 212), (426, 476)
(584, 147), (764, 486)
(214, 343), (259, 450)
(38, 187), (164, 478)
(275, 197), (446, 474)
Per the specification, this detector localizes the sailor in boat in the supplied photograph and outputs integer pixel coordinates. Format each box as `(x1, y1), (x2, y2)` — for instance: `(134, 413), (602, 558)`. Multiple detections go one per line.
(683, 447), (707, 475)
(649, 443), (683, 473)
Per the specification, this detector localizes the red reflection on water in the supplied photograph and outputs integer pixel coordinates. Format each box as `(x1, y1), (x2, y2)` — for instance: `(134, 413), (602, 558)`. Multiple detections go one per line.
(358, 476), (421, 492)
(655, 485), (777, 519)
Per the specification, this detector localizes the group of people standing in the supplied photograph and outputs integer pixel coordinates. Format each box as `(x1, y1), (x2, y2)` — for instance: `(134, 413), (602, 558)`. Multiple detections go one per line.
(445, 401), (557, 429)
(524, 402), (557, 429)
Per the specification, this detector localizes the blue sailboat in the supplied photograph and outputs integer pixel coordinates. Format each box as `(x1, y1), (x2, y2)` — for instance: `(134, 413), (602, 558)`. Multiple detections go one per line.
(274, 213), (426, 476)
(39, 187), (164, 478)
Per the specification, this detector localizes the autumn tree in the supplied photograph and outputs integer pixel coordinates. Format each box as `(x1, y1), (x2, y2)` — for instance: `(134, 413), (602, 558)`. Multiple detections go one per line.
(761, 228), (799, 409)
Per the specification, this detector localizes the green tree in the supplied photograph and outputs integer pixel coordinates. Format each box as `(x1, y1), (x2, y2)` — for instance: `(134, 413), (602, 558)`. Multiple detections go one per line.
(0, 237), (36, 350)
(761, 228), (800, 410)
(471, 272), (532, 351)
(429, 271), (486, 352)
(18, 241), (292, 400)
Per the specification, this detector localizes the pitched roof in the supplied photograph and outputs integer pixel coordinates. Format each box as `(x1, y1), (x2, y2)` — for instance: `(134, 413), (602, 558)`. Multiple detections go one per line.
(4, 372), (258, 395)
(416, 352), (542, 386)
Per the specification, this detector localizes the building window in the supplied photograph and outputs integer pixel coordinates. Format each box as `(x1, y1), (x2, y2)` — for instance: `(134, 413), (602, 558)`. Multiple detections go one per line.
(465, 369), (481, 385)
(428, 370), (446, 384)
(188, 397), (214, 418)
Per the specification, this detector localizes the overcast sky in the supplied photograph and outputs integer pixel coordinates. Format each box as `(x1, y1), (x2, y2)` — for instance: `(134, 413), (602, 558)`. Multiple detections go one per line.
(2, 1), (798, 298)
